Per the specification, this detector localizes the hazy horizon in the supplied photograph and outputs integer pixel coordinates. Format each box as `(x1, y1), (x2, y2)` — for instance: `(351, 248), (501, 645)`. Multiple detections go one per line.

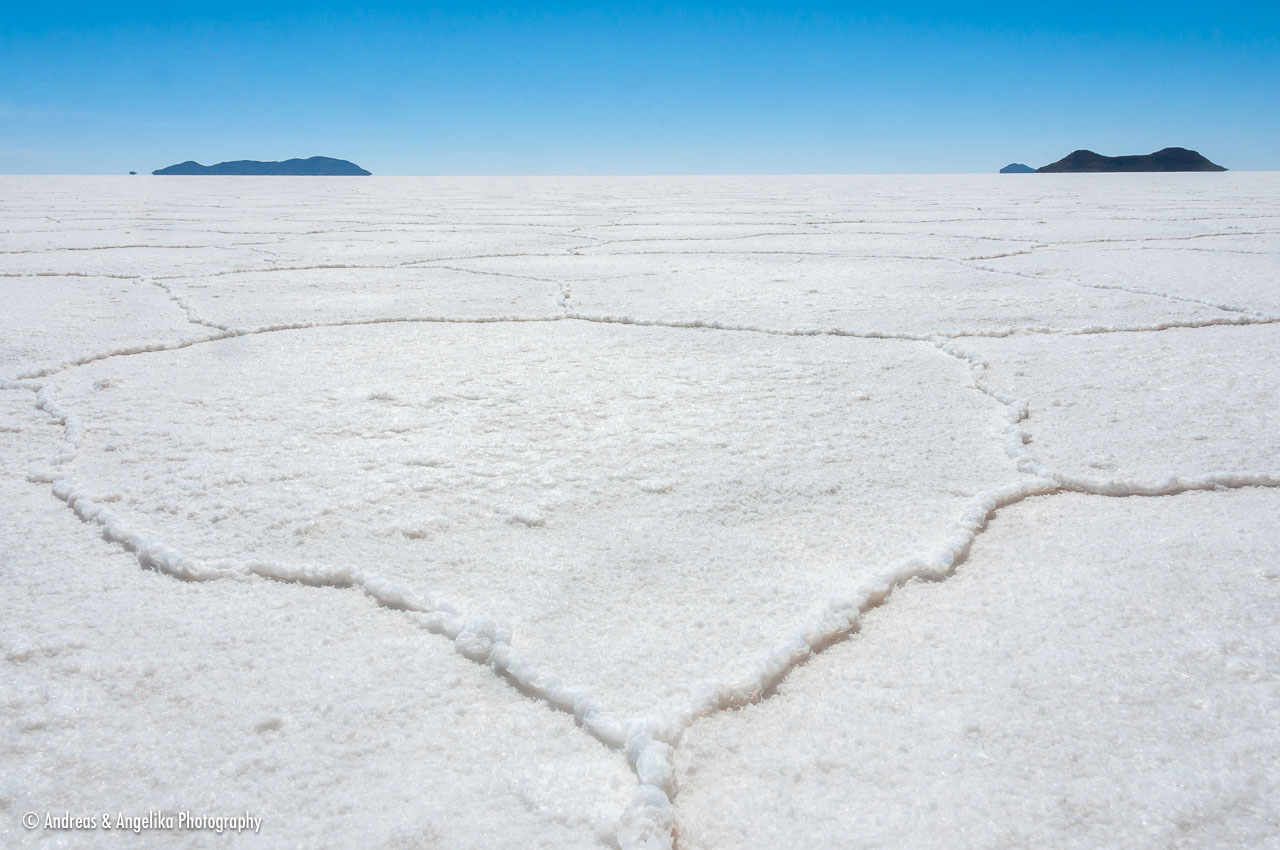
(7, 165), (1271, 176)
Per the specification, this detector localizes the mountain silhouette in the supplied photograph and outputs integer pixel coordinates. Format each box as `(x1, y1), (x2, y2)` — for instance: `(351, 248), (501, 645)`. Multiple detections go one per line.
(1037, 147), (1225, 173)
(999, 163), (1035, 173)
(153, 156), (371, 176)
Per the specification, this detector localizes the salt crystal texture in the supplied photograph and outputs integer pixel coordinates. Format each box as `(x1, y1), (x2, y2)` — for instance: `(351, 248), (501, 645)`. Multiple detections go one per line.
(2, 174), (1278, 848)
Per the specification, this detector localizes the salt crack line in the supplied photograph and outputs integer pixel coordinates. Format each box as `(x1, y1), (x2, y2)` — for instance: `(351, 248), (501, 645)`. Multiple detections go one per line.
(615, 335), (1052, 850)
(8, 309), (1280, 387)
(161, 252), (575, 280)
(954, 314), (1280, 339)
(673, 479), (1057, 730)
(0, 271), (141, 279)
(620, 329), (1280, 850)
(951, 252), (1279, 321)
(1139, 245), (1280, 257)
(52, 468), (632, 748)
(563, 312), (930, 342)
(141, 276), (239, 333)
(962, 229), (1280, 263)
(1055, 471), (1280, 497)
(18, 380), (638, 813)
(664, 473), (1280, 736)
(582, 231), (822, 249)
(35, 371), (660, 837)
(0, 243), (264, 255)
(1057, 229), (1280, 247)
(612, 328), (1053, 847)
(1071, 280), (1272, 318)
(933, 341), (1037, 474)
(428, 263), (562, 285)
(964, 247), (1043, 261)
(27, 384), (84, 476)
(12, 332), (238, 382)
(6, 315), (587, 381)
(3, 313), (935, 383)
(639, 470), (1280, 849)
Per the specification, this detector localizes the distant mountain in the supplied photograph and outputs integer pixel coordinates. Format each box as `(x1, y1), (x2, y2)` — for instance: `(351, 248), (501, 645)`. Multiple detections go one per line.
(1000, 163), (1035, 174)
(153, 156), (371, 176)
(1037, 147), (1225, 173)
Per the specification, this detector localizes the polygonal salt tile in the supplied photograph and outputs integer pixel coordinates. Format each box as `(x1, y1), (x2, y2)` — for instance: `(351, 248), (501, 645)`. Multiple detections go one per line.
(674, 489), (1280, 849)
(58, 320), (1020, 719)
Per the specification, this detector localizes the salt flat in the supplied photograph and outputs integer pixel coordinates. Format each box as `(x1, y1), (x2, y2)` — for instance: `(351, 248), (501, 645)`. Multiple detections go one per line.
(2, 175), (1278, 848)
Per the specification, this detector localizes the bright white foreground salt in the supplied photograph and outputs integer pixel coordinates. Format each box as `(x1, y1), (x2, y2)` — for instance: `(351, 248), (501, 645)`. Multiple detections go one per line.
(1, 175), (1277, 848)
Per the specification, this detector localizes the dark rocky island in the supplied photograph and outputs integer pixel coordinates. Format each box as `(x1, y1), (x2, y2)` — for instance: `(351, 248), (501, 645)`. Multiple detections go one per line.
(153, 156), (371, 176)
(1037, 147), (1225, 173)
(1000, 163), (1035, 174)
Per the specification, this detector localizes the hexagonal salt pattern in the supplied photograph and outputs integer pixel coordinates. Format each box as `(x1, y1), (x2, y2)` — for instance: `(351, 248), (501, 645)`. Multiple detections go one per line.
(54, 320), (1018, 718)
(3, 173), (1278, 848)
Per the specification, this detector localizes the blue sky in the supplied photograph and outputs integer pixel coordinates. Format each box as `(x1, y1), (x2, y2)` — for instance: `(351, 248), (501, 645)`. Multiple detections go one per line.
(2, 2), (1277, 173)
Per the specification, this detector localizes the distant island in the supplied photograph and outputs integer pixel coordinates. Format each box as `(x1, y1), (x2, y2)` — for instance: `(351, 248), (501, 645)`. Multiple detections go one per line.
(1036, 147), (1225, 173)
(152, 156), (371, 176)
(999, 163), (1035, 174)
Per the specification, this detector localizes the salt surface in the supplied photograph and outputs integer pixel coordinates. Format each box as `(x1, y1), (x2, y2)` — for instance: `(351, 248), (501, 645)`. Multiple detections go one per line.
(2, 174), (1277, 848)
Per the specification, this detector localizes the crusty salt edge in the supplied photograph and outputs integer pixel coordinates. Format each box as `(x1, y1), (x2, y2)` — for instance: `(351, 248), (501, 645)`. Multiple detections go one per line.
(666, 330), (1280, 725)
(142, 275), (238, 333)
(10, 306), (1279, 386)
(46, 466), (632, 740)
(19, 378), (633, 771)
(636, 331), (1280, 850)
(13, 311), (1280, 850)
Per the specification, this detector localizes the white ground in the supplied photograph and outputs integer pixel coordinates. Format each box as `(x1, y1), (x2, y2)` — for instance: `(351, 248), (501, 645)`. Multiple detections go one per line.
(1, 174), (1277, 848)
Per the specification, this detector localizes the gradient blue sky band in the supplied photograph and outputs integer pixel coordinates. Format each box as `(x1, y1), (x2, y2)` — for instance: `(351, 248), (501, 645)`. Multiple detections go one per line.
(2, 2), (1277, 173)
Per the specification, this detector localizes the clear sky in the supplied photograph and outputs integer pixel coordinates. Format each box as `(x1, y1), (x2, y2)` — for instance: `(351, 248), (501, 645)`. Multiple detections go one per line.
(2, 2), (1277, 174)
